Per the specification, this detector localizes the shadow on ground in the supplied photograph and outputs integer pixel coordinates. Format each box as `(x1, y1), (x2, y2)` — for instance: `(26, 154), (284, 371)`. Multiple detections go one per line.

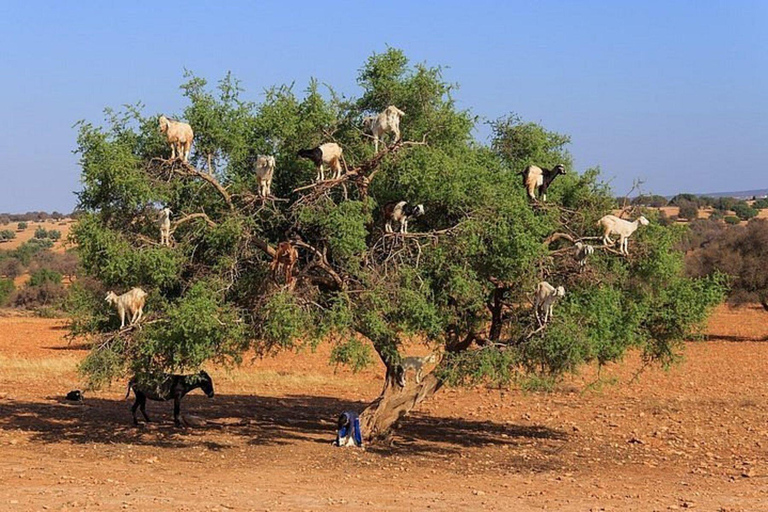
(0, 393), (567, 457)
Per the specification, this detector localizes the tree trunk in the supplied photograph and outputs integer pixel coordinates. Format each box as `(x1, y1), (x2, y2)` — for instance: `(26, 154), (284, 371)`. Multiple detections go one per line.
(358, 366), (442, 441)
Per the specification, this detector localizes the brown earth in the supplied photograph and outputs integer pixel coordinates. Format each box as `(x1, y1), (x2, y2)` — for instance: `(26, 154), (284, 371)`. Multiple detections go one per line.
(0, 219), (73, 253)
(1, 305), (767, 511)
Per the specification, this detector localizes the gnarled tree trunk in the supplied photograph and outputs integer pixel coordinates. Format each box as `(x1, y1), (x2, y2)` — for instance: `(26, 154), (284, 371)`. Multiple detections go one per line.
(358, 366), (443, 441)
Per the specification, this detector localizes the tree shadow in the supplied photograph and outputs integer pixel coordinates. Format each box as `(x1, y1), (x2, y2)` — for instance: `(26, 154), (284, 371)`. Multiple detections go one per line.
(705, 334), (768, 342)
(44, 343), (93, 351)
(0, 393), (568, 458)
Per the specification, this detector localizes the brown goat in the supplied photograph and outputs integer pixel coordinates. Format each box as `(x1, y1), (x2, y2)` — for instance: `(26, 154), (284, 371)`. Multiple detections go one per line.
(270, 242), (298, 284)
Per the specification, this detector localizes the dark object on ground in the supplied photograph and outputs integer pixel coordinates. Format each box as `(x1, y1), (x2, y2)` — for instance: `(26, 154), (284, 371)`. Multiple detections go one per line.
(65, 390), (83, 402)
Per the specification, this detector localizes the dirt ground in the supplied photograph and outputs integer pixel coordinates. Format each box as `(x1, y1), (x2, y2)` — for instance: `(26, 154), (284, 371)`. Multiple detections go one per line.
(1, 305), (767, 511)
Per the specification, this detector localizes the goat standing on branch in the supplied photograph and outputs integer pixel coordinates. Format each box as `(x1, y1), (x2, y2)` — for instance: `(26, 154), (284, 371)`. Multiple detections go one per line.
(158, 115), (193, 163)
(363, 105), (405, 152)
(271, 241), (298, 285)
(574, 241), (594, 269)
(105, 287), (148, 329)
(534, 281), (565, 325)
(298, 142), (343, 181)
(597, 215), (649, 256)
(254, 155), (276, 197)
(520, 164), (566, 202)
(158, 207), (172, 246)
(383, 200), (425, 234)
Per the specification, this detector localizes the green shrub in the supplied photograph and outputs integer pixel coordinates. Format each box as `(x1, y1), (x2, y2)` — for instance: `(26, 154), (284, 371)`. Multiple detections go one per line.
(725, 216), (741, 225)
(29, 268), (63, 287)
(0, 278), (14, 306)
(0, 229), (16, 242)
(17, 222), (28, 231)
(733, 202), (758, 221)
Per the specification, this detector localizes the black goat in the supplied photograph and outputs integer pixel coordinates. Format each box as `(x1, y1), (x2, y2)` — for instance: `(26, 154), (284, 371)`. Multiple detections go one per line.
(520, 163), (566, 202)
(125, 370), (214, 427)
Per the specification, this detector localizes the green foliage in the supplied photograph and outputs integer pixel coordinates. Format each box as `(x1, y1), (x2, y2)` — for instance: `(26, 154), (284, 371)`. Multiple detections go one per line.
(12, 239), (53, 266)
(632, 194), (668, 207)
(0, 230), (16, 242)
(330, 337), (374, 373)
(71, 48), (724, 392)
(17, 222), (27, 231)
(29, 268), (62, 287)
(0, 278), (14, 306)
(732, 202), (758, 221)
(677, 199), (698, 220)
(753, 198), (768, 210)
(725, 215), (741, 225)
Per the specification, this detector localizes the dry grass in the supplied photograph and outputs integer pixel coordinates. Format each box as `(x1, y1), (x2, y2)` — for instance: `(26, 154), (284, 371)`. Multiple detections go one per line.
(0, 355), (80, 382)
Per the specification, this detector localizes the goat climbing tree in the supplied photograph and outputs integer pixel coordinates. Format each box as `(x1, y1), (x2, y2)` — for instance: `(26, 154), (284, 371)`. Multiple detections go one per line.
(69, 49), (724, 440)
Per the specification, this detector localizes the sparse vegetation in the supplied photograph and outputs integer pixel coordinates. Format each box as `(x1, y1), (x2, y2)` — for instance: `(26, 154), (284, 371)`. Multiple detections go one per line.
(687, 218), (768, 310)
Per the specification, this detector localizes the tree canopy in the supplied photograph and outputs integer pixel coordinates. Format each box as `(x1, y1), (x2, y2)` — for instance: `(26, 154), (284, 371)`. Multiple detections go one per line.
(69, 48), (724, 439)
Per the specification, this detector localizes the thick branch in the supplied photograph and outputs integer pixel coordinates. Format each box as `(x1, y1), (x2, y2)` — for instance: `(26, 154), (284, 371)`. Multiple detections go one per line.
(292, 240), (344, 289)
(149, 158), (234, 211)
(171, 212), (217, 233)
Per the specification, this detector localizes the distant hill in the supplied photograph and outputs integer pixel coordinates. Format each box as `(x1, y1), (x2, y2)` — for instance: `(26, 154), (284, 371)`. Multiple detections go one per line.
(693, 189), (768, 200)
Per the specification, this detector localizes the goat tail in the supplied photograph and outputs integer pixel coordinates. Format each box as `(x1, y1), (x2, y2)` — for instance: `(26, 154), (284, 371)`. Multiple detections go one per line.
(124, 380), (134, 400)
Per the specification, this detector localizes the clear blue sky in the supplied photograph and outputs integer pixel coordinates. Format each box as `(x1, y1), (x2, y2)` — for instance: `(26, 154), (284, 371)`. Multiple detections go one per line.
(0, 1), (765, 212)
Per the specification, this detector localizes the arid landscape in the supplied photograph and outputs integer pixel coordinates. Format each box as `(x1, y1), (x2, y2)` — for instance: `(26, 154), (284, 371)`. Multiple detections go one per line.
(1, 304), (766, 511)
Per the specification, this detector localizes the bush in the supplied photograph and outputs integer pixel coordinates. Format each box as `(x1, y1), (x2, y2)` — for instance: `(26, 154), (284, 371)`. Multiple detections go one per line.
(677, 199), (699, 221)
(11, 282), (67, 308)
(687, 218), (768, 308)
(0, 258), (24, 279)
(0, 278), (14, 306)
(29, 268), (63, 287)
(17, 222), (28, 231)
(48, 230), (62, 241)
(725, 216), (741, 225)
(0, 229), (16, 242)
(732, 202), (758, 221)
(34, 227), (48, 239)
(753, 198), (768, 210)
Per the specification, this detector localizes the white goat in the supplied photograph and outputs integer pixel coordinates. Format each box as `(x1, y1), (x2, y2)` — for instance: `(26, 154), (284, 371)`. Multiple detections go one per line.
(158, 207), (172, 246)
(297, 142), (343, 181)
(574, 241), (594, 269)
(534, 281), (565, 325)
(158, 115), (194, 163)
(597, 215), (649, 255)
(255, 155), (276, 197)
(364, 105), (405, 152)
(105, 287), (148, 329)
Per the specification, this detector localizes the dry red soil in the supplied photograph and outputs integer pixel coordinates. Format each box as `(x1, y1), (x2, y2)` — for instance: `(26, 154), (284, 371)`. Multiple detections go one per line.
(1, 304), (767, 511)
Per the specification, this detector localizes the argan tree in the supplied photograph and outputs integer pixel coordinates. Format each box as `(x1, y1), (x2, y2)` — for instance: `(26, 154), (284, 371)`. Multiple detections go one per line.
(69, 49), (724, 439)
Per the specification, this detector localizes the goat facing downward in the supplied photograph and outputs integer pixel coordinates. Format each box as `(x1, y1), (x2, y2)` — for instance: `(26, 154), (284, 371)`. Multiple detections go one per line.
(534, 281), (566, 325)
(254, 155), (276, 197)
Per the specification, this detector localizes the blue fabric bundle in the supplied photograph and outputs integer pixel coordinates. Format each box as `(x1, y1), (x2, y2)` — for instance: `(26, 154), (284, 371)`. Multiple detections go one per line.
(335, 411), (363, 447)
